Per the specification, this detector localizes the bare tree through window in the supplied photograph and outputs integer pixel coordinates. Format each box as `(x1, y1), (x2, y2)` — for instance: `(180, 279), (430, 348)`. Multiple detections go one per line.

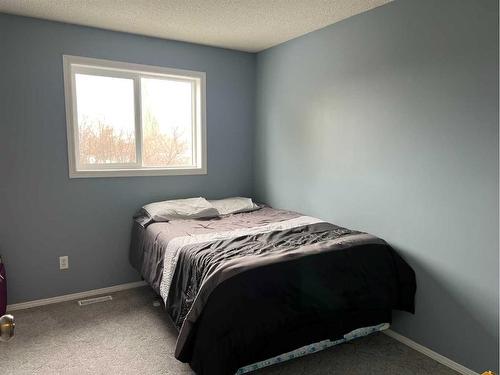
(78, 112), (188, 166)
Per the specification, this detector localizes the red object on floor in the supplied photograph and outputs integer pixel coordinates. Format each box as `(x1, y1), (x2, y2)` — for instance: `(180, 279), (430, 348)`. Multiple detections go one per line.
(0, 256), (6, 315)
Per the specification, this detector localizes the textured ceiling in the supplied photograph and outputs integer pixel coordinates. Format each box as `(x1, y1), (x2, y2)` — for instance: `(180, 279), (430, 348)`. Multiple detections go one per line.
(0, 0), (392, 52)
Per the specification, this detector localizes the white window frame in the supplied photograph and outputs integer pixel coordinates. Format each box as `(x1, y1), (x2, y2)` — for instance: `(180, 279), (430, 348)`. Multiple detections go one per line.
(63, 55), (207, 178)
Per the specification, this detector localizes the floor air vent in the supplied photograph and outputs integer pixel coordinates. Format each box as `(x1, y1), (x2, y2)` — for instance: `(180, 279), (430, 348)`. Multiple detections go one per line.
(78, 295), (113, 306)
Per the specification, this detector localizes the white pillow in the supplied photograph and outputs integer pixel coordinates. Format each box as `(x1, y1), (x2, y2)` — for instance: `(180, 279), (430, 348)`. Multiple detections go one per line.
(209, 197), (260, 215)
(142, 197), (219, 222)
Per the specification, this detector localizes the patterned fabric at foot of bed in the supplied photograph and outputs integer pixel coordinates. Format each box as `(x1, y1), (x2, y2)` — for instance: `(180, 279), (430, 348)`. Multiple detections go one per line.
(236, 322), (390, 374)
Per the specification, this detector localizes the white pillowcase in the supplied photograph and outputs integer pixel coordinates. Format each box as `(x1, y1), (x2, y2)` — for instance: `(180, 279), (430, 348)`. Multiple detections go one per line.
(142, 197), (219, 222)
(209, 197), (260, 215)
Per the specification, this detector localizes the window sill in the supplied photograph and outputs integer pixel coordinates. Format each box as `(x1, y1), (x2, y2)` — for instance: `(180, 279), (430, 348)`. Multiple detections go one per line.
(69, 166), (207, 178)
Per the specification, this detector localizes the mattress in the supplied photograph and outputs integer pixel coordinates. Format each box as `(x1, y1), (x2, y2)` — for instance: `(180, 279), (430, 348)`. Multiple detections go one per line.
(130, 206), (416, 375)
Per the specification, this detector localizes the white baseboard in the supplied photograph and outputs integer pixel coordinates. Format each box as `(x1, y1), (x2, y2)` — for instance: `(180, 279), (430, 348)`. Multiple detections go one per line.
(6, 281), (147, 312)
(383, 329), (479, 375)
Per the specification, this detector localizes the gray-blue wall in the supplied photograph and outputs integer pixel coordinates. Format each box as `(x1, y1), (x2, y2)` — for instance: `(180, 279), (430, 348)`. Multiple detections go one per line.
(255, 0), (498, 372)
(0, 14), (255, 304)
(1, 1), (499, 372)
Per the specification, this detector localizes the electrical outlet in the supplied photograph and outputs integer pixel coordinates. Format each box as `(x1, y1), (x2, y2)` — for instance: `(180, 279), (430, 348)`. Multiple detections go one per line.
(59, 256), (69, 270)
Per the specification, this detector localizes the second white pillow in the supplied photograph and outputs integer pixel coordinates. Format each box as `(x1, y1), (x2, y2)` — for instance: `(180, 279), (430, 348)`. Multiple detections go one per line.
(210, 197), (260, 215)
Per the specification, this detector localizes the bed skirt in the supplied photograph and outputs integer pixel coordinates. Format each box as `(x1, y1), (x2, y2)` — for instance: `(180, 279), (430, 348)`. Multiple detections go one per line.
(237, 323), (390, 374)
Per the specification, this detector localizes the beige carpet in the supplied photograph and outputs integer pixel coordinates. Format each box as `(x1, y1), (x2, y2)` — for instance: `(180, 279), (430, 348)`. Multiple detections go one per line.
(1, 287), (459, 375)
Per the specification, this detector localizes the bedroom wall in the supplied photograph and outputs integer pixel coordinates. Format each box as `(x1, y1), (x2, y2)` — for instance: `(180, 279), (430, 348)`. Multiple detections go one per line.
(0, 14), (256, 304)
(254, 0), (498, 373)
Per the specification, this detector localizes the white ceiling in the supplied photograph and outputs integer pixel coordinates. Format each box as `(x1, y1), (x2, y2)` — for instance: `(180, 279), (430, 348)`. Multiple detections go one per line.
(0, 0), (392, 52)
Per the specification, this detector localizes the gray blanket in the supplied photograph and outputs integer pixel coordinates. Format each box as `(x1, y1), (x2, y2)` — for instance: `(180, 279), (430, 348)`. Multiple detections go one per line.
(130, 207), (300, 294)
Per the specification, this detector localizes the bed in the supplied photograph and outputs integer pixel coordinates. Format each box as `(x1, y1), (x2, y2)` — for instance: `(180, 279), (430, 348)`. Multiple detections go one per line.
(130, 204), (416, 375)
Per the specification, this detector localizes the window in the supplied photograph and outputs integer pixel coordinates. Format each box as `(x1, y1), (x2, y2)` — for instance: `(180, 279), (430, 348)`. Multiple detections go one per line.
(63, 55), (206, 178)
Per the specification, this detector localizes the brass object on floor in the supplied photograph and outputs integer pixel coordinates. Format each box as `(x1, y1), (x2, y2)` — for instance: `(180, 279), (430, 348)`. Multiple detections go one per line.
(0, 314), (15, 341)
